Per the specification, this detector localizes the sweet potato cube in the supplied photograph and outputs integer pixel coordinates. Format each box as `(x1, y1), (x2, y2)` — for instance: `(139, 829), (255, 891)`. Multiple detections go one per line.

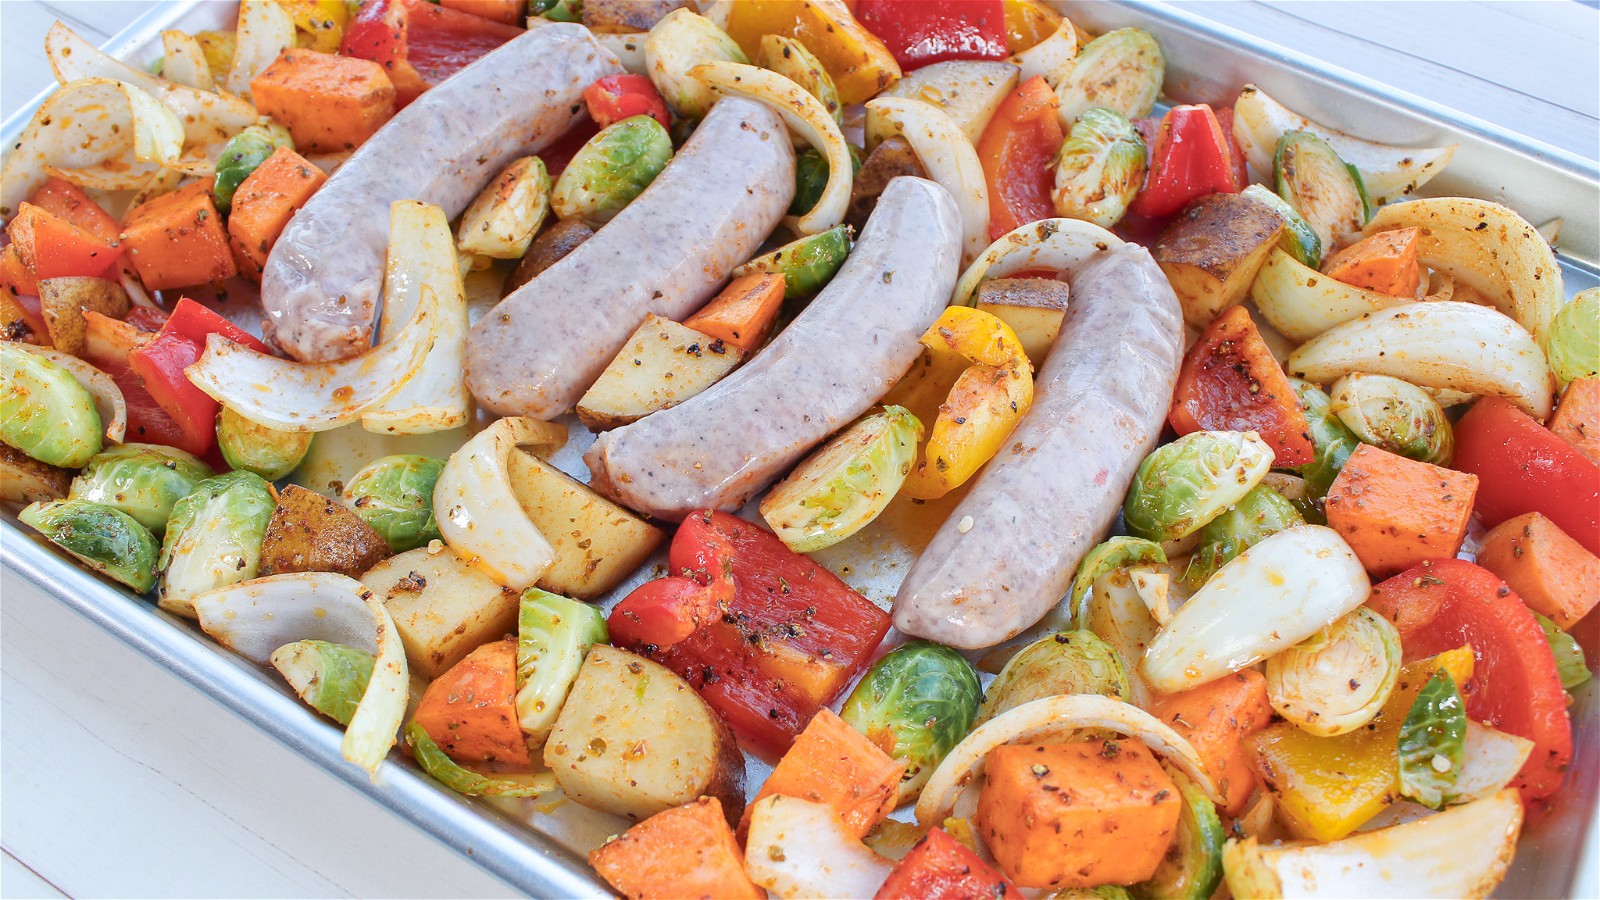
(683, 273), (785, 353)
(590, 797), (763, 900)
(251, 49), (396, 152)
(977, 740), (1181, 890)
(741, 708), (904, 840)
(1477, 512), (1600, 629)
(228, 146), (328, 271)
(1149, 669), (1272, 816)
(120, 182), (237, 290)
(1551, 378), (1600, 464)
(1322, 227), (1424, 297)
(410, 638), (534, 766)
(1324, 443), (1478, 576)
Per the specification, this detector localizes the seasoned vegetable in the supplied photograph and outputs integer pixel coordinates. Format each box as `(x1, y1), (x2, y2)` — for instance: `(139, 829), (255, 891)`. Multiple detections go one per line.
(412, 638), (534, 766)
(550, 115), (673, 226)
(1122, 430), (1274, 543)
(259, 484), (390, 578)
(839, 640), (981, 804)
(1288, 378), (1362, 505)
(758, 35), (841, 123)
(978, 631), (1130, 723)
(791, 145), (864, 220)
(270, 639), (374, 726)
(682, 272), (785, 352)
(515, 588), (609, 747)
(1183, 483), (1305, 588)
(877, 59), (1018, 142)
(732, 223), (853, 300)
(1533, 612), (1591, 691)
(1274, 130), (1369, 252)
(1051, 107), (1146, 228)
(1130, 767), (1224, 900)
(1322, 227), (1424, 298)
(1168, 305), (1314, 466)
(1551, 377), (1600, 463)
(972, 277), (1070, 367)
(1069, 536), (1166, 622)
(249, 49), (395, 153)
(1149, 670), (1273, 816)
(1547, 287), (1599, 384)
(1053, 27), (1164, 124)
(456, 156), (551, 260)
(1476, 512), (1600, 630)
(504, 218), (594, 295)
(0, 444), (70, 504)
(1324, 444), (1477, 576)
(226, 145), (328, 274)
(18, 499), (159, 592)
(217, 406), (312, 481)
(1265, 607), (1401, 737)
(1328, 372), (1454, 465)
(743, 795), (894, 899)
(1239, 183), (1322, 268)
(360, 545), (519, 680)
(211, 123), (293, 213)
(342, 454), (445, 553)
(577, 314), (747, 431)
(589, 797), (763, 900)
(746, 707), (904, 837)
(760, 406), (923, 553)
(68, 443), (213, 534)
(37, 276), (130, 356)
(405, 723), (556, 798)
(1397, 668), (1466, 809)
(0, 342), (102, 469)
(1155, 193), (1287, 328)
(644, 8), (748, 118)
(158, 471), (276, 616)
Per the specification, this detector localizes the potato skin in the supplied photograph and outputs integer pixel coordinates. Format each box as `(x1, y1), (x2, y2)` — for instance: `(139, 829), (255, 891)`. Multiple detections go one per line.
(847, 136), (928, 232)
(259, 485), (390, 577)
(504, 219), (596, 296)
(1155, 193), (1285, 327)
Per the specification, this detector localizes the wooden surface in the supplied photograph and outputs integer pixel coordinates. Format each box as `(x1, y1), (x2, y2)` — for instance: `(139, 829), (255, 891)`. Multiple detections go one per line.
(1, 1), (1596, 898)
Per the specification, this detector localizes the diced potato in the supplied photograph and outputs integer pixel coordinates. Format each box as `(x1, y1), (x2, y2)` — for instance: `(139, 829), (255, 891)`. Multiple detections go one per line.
(456, 156), (550, 260)
(974, 277), (1070, 367)
(361, 544), (520, 680)
(545, 645), (745, 824)
(504, 219), (594, 296)
(1154, 193), (1286, 328)
(0, 444), (70, 504)
(37, 277), (130, 357)
(258, 485), (390, 578)
(504, 449), (664, 599)
(847, 136), (928, 232)
(576, 314), (745, 430)
(875, 60), (1019, 144)
(583, 0), (692, 31)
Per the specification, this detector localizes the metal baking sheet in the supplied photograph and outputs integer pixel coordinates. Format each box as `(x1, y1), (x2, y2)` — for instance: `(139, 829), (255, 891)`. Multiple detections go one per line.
(3, 1), (1596, 896)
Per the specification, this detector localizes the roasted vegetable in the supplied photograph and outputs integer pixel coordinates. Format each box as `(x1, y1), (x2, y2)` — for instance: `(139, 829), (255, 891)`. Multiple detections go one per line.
(0, 444), (70, 504)
(576, 314), (746, 431)
(877, 60), (1018, 142)
(758, 34), (841, 124)
(36, 276), (130, 356)
(212, 123), (293, 213)
(411, 638), (533, 766)
(1123, 430), (1274, 543)
(721, 0), (901, 106)
(791, 144), (864, 219)
(1397, 668), (1466, 809)
(550, 115), (673, 226)
(406, 723), (556, 798)
(456, 156), (551, 260)
(1051, 107), (1146, 228)
(1239, 183), (1322, 268)
(259, 484), (390, 577)
(1053, 27), (1164, 124)
(68, 443), (213, 534)
(19, 499), (159, 592)
(1547, 287), (1598, 385)
(978, 630), (1130, 723)
(158, 471), (276, 617)
(359, 544), (519, 681)
(644, 8), (748, 118)
(732, 223), (853, 301)
(839, 640), (982, 804)
(1533, 612), (1591, 690)
(1265, 607), (1401, 737)
(1275, 130), (1369, 252)
(271, 639), (374, 726)
(1323, 444), (1477, 577)
(0, 342), (102, 469)
(504, 218), (594, 295)
(1328, 372), (1454, 465)
(341, 454), (445, 553)
(847, 135), (928, 231)
(1069, 536), (1167, 618)
(1288, 378), (1362, 507)
(1154, 192), (1286, 328)
(1183, 483), (1305, 588)
(682, 273), (785, 352)
(515, 588), (609, 747)
(217, 406), (312, 481)
(1130, 768), (1225, 900)
(972, 277), (1070, 367)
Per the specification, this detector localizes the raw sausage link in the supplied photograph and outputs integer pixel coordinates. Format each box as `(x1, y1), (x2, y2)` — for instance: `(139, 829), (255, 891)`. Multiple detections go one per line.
(260, 24), (622, 362)
(893, 243), (1184, 649)
(585, 177), (963, 521)
(465, 96), (795, 419)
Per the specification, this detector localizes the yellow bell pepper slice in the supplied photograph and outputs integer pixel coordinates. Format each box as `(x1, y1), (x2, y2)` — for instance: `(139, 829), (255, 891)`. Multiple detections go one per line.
(1002, 0), (1064, 54)
(193, 30), (237, 78)
(724, 0), (901, 105)
(275, 0), (349, 53)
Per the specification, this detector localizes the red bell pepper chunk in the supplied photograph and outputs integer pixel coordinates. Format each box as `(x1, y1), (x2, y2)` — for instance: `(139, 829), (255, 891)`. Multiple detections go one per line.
(128, 299), (273, 458)
(26, 177), (122, 245)
(539, 117), (600, 178)
(856, 0), (1009, 71)
(342, 0), (522, 107)
(1169, 305), (1315, 466)
(7, 203), (122, 281)
(106, 356), (205, 456)
(977, 75), (1064, 240)
(875, 828), (1021, 900)
(1367, 558), (1573, 805)
(1128, 104), (1242, 219)
(610, 529), (736, 651)
(162, 296), (273, 355)
(583, 74), (671, 129)
(1452, 395), (1600, 556)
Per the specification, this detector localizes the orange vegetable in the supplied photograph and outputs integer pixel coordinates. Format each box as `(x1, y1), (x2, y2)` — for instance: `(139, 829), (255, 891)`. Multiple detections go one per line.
(682, 273), (785, 353)
(1148, 668), (1272, 816)
(740, 707), (904, 840)
(410, 638), (535, 767)
(1476, 512), (1600, 630)
(227, 146), (329, 272)
(977, 740), (1181, 890)
(723, 0), (901, 105)
(438, 0), (525, 25)
(8, 203), (122, 281)
(250, 49), (397, 152)
(82, 310), (152, 367)
(1323, 443), (1478, 576)
(1321, 226), (1424, 297)
(1001, 0), (1062, 53)
(1551, 378), (1600, 464)
(120, 183), (238, 291)
(26, 177), (122, 244)
(0, 245), (40, 300)
(976, 75), (1063, 240)
(589, 797), (764, 900)
(0, 291), (46, 344)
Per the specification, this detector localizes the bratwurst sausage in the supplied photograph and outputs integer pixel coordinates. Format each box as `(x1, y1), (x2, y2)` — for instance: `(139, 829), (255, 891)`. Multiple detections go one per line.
(465, 96), (794, 419)
(893, 241), (1184, 649)
(585, 177), (962, 521)
(261, 24), (621, 362)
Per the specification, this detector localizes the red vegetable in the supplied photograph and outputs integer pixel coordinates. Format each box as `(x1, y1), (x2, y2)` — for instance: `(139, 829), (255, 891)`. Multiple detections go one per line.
(1366, 558), (1572, 805)
(1168, 305), (1314, 466)
(538, 116), (600, 178)
(1128, 104), (1241, 219)
(26, 177), (121, 245)
(128, 299), (272, 457)
(856, 0), (1009, 71)
(609, 529), (735, 651)
(341, 0), (522, 106)
(977, 75), (1063, 240)
(875, 827), (1021, 900)
(7, 203), (122, 281)
(583, 74), (670, 129)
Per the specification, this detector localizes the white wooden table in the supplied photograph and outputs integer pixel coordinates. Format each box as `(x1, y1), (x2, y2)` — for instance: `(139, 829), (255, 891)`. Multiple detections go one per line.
(1, 2), (1596, 897)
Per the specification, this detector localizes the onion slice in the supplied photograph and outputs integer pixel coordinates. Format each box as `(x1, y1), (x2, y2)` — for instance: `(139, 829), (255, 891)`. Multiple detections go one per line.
(432, 417), (565, 589)
(160, 30), (215, 90)
(915, 693), (1217, 825)
(1010, 19), (1078, 86)
(1250, 247), (1411, 343)
(13, 344), (127, 443)
(865, 97), (991, 266)
(193, 573), (410, 777)
(952, 217), (1124, 306)
(227, 0), (296, 101)
(1451, 722), (1534, 805)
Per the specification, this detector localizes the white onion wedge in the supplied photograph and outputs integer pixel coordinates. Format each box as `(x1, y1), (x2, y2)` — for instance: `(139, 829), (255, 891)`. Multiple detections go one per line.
(1362, 198), (1564, 347)
(592, 31), (648, 76)
(744, 796), (894, 900)
(160, 30), (215, 90)
(865, 97), (991, 266)
(689, 60), (850, 235)
(1285, 301), (1555, 421)
(952, 217), (1123, 306)
(362, 201), (470, 435)
(915, 694), (1217, 826)
(193, 573), (410, 777)
(1451, 722), (1534, 805)
(1010, 18), (1078, 86)
(433, 417), (565, 589)
(13, 345), (127, 443)
(1232, 84), (1457, 205)
(1143, 525), (1369, 694)
(227, 0), (296, 101)
(1250, 247), (1412, 342)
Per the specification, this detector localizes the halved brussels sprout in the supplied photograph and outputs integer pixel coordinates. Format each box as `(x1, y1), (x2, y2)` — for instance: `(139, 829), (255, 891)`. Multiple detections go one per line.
(68, 443), (214, 534)
(456, 155), (552, 260)
(405, 723), (557, 798)
(734, 222), (853, 301)
(212, 123), (293, 213)
(840, 639), (982, 804)
(1287, 378), (1362, 506)
(1547, 287), (1598, 385)
(1054, 27), (1165, 124)
(158, 470), (276, 617)
(1240, 183), (1322, 268)
(1398, 667), (1466, 809)
(515, 588), (609, 747)
(19, 499), (160, 592)
(271, 639), (374, 726)
(341, 454), (445, 553)
(1265, 607), (1401, 737)
(790, 145), (863, 219)
(1123, 431), (1274, 542)
(978, 630), (1130, 724)
(1183, 483), (1305, 588)
(217, 406), (312, 481)
(1534, 612), (1591, 690)
(0, 343), (102, 469)
(758, 35), (842, 124)
(550, 115), (673, 227)
(1051, 107), (1146, 228)
(1068, 536), (1166, 624)
(644, 8), (748, 118)
(1131, 767), (1225, 900)
(1328, 373), (1454, 465)
(1275, 130), (1370, 252)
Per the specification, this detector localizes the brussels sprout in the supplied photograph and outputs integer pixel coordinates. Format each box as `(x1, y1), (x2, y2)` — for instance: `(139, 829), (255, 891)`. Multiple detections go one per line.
(1068, 536), (1166, 624)
(550, 115), (673, 226)
(643, 8), (748, 118)
(1397, 667), (1466, 809)
(1534, 612), (1591, 690)
(1328, 373), (1454, 465)
(0, 343), (102, 469)
(791, 145), (864, 218)
(271, 639), (374, 726)
(18, 499), (159, 592)
(978, 631), (1130, 723)
(759, 406), (921, 552)
(1265, 607), (1400, 737)
(1240, 183), (1322, 268)
(515, 588), (609, 746)
(68, 443), (214, 534)
(217, 406), (312, 481)
(1130, 768), (1224, 900)
(840, 640), (982, 803)
(758, 35), (842, 125)
(1123, 431), (1274, 543)
(1274, 130), (1370, 252)
(734, 223), (854, 301)
(534, 0), (582, 22)
(405, 723), (557, 798)
(341, 454), (445, 553)
(1547, 287), (1599, 384)
(1055, 27), (1165, 123)
(1183, 483), (1305, 588)
(1287, 378), (1362, 509)
(1051, 107), (1146, 229)
(158, 471), (276, 616)
(212, 123), (293, 213)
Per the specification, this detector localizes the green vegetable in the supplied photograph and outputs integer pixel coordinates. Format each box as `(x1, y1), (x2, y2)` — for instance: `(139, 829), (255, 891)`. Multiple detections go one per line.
(1054, 27), (1165, 123)
(791, 145), (863, 218)
(1240, 183), (1322, 268)
(550, 115), (673, 226)
(1130, 768), (1224, 900)
(158, 471), (276, 615)
(18, 499), (159, 592)
(1287, 378), (1362, 515)
(341, 455), (445, 553)
(1182, 483), (1305, 588)
(1534, 612), (1591, 690)
(840, 640), (982, 804)
(642, 8), (748, 118)
(1398, 668), (1466, 809)
(758, 35), (841, 124)
(212, 124), (293, 214)
(68, 443), (213, 534)
(1265, 607), (1401, 737)
(1328, 373), (1453, 466)
(1068, 536), (1166, 625)
(758, 406), (921, 552)
(1050, 889), (1134, 900)
(217, 406), (312, 481)
(271, 640), (375, 725)
(978, 631), (1130, 723)
(1547, 287), (1598, 384)
(1051, 107), (1146, 229)
(515, 588), (609, 746)
(405, 723), (558, 797)
(0, 343), (102, 469)
(1274, 130), (1370, 252)
(1123, 431), (1274, 542)
(535, 0), (582, 22)
(734, 223), (854, 301)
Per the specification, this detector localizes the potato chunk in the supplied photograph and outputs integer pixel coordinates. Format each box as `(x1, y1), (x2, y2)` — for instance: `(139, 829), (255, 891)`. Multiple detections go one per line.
(576, 314), (744, 431)
(1154, 193), (1285, 328)
(974, 277), (1070, 367)
(361, 545), (520, 680)
(259, 485), (390, 578)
